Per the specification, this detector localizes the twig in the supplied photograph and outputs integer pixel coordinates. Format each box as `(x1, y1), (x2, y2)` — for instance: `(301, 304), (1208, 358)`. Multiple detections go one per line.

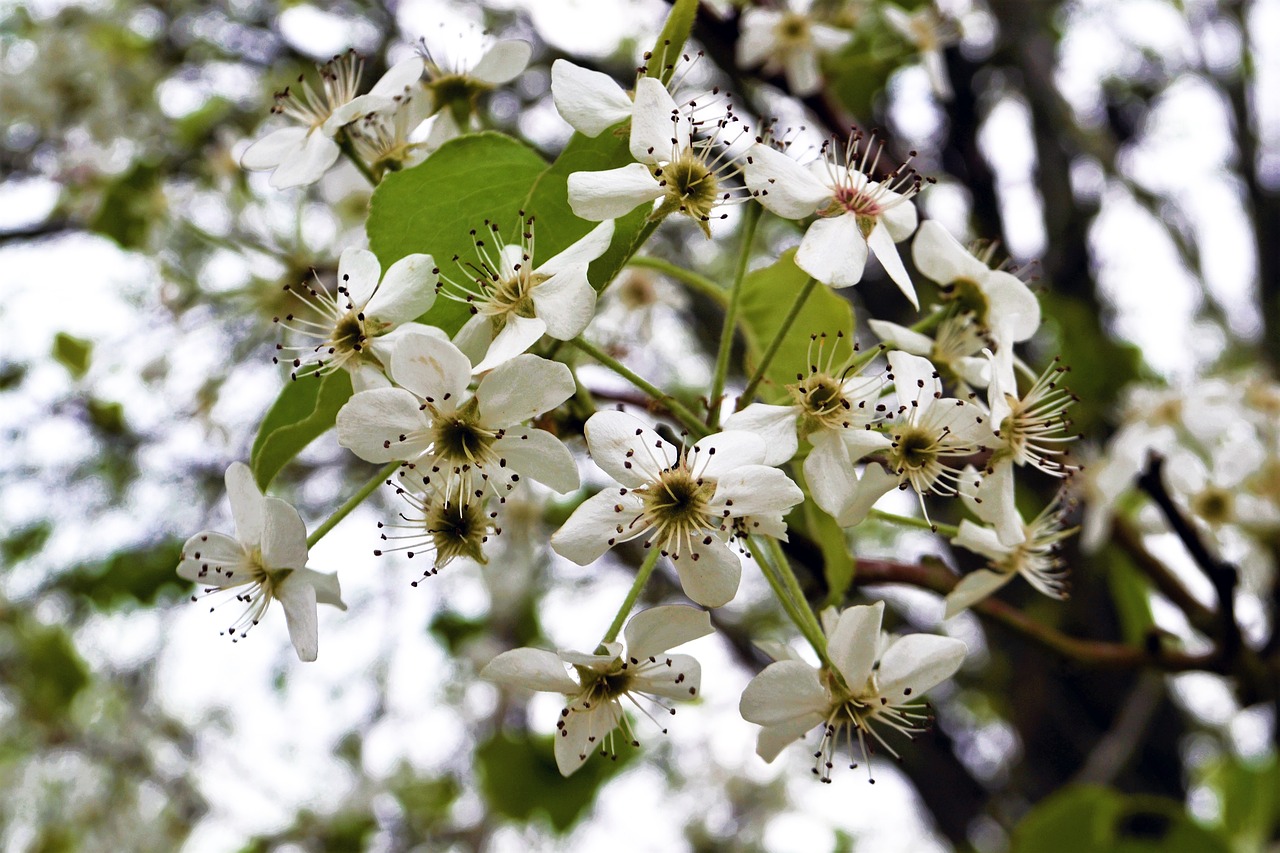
(1113, 519), (1218, 636)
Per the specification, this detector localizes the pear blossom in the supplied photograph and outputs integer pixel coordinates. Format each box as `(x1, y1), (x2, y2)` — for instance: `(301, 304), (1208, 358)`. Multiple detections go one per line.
(177, 462), (346, 662)
(373, 486), (499, 583)
(736, 2), (853, 96)
(347, 88), (456, 179)
(419, 37), (532, 127)
(946, 485), (1075, 618)
(743, 131), (923, 305)
(274, 247), (437, 390)
(552, 411), (804, 607)
(241, 51), (424, 189)
(725, 332), (886, 518)
(882, 4), (957, 99)
(868, 314), (990, 393)
(445, 218), (616, 373)
(739, 601), (966, 781)
(335, 328), (579, 504)
(551, 59), (635, 137)
(837, 351), (995, 527)
(567, 77), (751, 236)
(481, 605), (712, 776)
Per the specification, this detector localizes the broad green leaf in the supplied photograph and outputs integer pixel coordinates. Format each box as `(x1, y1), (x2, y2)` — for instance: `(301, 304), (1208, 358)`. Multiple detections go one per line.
(52, 331), (93, 379)
(250, 370), (353, 490)
(1200, 753), (1280, 851)
(738, 248), (855, 403)
(476, 730), (635, 832)
(646, 0), (699, 83)
(1011, 785), (1232, 853)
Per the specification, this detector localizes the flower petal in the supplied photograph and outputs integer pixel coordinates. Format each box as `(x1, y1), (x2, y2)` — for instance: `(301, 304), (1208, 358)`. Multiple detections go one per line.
(267, 129), (340, 189)
(835, 462), (899, 526)
(260, 497), (308, 570)
(867, 318), (934, 356)
(888, 351), (942, 410)
(538, 220), (616, 276)
(568, 164), (664, 221)
(365, 253), (438, 325)
(804, 431), (859, 518)
(389, 329), (472, 404)
(630, 653), (702, 700)
(630, 77), (685, 163)
(584, 410), (678, 487)
(471, 314), (547, 374)
(178, 532), (246, 585)
(723, 404), (799, 467)
(532, 265), (596, 340)
(756, 713), (825, 762)
(480, 647), (579, 693)
(743, 143), (830, 219)
(944, 569), (1013, 619)
(551, 489), (645, 565)
(369, 56), (424, 96)
(336, 387), (430, 463)
(451, 313), (492, 366)
(784, 50), (821, 96)
(736, 10), (780, 67)
(469, 40), (532, 86)
(739, 659), (829, 725)
(278, 576), (319, 662)
(911, 219), (987, 286)
(827, 601), (884, 688)
(795, 214), (868, 288)
(492, 428), (580, 493)
(623, 605), (713, 659)
(673, 539), (741, 608)
(293, 567), (346, 609)
(225, 461), (266, 547)
(867, 221), (918, 308)
(556, 699), (621, 776)
(876, 634), (967, 698)
(241, 126), (307, 170)
(551, 59), (633, 136)
(712, 465), (804, 519)
(336, 248), (383, 308)
(983, 269), (1041, 343)
(477, 353), (575, 426)
(692, 429), (767, 478)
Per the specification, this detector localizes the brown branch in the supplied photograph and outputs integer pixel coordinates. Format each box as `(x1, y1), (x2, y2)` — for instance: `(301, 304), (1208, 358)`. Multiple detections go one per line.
(1113, 518), (1218, 636)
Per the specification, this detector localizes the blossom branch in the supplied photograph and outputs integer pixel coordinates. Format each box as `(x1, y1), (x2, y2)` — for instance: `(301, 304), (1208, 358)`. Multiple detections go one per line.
(307, 461), (400, 548)
(600, 546), (662, 645)
(1112, 518), (1218, 637)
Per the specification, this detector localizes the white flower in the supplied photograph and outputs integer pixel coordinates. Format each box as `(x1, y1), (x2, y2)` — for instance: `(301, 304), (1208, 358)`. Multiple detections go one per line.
(946, 486), (1074, 618)
(419, 37), (532, 124)
(911, 220), (1041, 349)
(725, 332), (885, 518)
(177, 462), (345, 662)
(347, 87), (454, 178)
(481, 605), (712, 776)
(552, 411), (804, 607)
(737, 3), (853, 96)
(445, 219), (616, 373)
(274, 247), (437, 390)
(739, 601), (965, 781)
(373, 487), (498, 583)
(868, 313), (991, 393)
(837, 352), (995, 527)
(241, 51), (424, 189)
(551, 59), (635, 137)
(882, 4), (957, 99)
(567, 77), (750, 236)
(743, 132), (922, 305)
(335, 328), (579, 503)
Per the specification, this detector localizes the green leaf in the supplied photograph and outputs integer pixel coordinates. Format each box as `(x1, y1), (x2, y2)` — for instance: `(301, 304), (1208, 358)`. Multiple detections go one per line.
(738, 248), (855, 403)
(645, 0), (700, 83)
(250, 370), (353, 490)
(806, 499), (856, 607)
(1200, 752), (1280, 851)
(476, 730), (635, 832)
(1011, 785), (1232, 853)
(52, 332), (93, 379)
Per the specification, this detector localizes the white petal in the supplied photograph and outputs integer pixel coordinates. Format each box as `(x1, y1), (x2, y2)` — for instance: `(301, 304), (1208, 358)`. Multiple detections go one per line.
(784, 50), (822, 96)
(944, 569), (1013, 619)
(756, 714), (825, 762)
(742, 143), (830, 219)
(267, 129), (340, 189)
(551, 60), (633, 137)
(623, 605), (713, 659)
(293, 567), (345, 609)
(241, 126), (307, 170)
(867, 318), (934, 356)
(532, 265), (596, 340)
(840, 429), (893, 463)
(878, 193), (919, 242)
(538, 220), (616, 275)
(804, 430), (859, 518)
(349, 361), (391, 393)
(556, 699), (621, 776)
(827, 601), (884, 688)
(389, 330), (472, 404)
(983, 269), (1041, 343)
(981, 463), (1025, 547)
(260, 497), (308, 570)
(480, 647), (579, 693)
(336, 387), (430, 463)
(673, 540), (740, 608)
(369, 56), (424, 97)
(178, 532), (246, 584)
(952, 519), (1012, 564)
(723, 404), (799, 466)
(630, 77), (686, 163)
(492, 428), (579, 493)
(712, 465), (804, 518)
(224, 461), (265, 547)
(584, 410), (678, 487)
(551, 490), (646, 565)
(911, 219), (987, 286)
(568, 164), (664, 220)
(469, 40), (532, 86)
(336, 248), (383, 308)
(739, 660), (829, 725)
(477, 354), (574, 426)
(810, 23), (853, 52)
(277, 577), (319, 662)
(451, 313), (493, 366)
(835, 463), (899, 526)
(875, 634), (967, 698)
(692, 429), (767, 477)
(795, 214), (868, 288)
(365, 253), (438, 326)
(630, 653), (702, 700)
(867, 221), (918, 308)
(736, 10), (780, 67)
(471, 314), (547, 374)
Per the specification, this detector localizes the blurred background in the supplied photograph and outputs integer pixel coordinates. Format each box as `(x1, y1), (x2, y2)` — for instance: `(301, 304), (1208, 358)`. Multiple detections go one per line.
(2, 0), (1279, 850)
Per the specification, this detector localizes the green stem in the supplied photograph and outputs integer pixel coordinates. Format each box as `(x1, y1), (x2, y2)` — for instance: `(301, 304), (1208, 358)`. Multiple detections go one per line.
(765, 536), (827, 645)
(600, 547), (663, 645)
(628, 256), (727, 305)
(569, 337), (707, 436)
(337, 133), (378, 187)
(748, 537), (831, 667)
(909, 308), (946, 334)
(307, 462), (399, 548)
(869, 508), (959, 538)
(736, 277), (818, 410)
(707, 204), (762, 430)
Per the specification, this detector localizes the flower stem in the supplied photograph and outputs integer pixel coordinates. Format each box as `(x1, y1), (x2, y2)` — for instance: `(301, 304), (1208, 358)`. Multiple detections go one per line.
(735, 276), (818, 410)
(600, 546), (663, 645)
(765, 537), (827, 647)
(568, 337), (707, 436)
(748, 536), (831, 667)
(869, 508), (959, 538)
(628, 256), (727, 305)
(707, 204), (762, 430)
(337, 132), (378, 187)
(307, 462), (399, 548)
